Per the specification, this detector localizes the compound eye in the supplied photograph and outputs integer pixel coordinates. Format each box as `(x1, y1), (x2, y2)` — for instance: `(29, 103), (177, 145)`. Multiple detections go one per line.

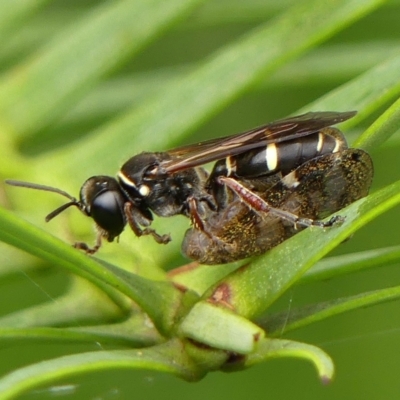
(91, 190), (126, 241)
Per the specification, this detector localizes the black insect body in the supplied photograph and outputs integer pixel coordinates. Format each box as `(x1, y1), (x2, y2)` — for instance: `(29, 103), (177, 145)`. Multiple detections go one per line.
(6, 111), (359, 254)
(182, 148), (373, 264)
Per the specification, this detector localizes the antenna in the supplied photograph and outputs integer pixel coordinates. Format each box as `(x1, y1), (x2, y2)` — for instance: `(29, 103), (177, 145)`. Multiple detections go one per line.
(5, 179), (82, 221)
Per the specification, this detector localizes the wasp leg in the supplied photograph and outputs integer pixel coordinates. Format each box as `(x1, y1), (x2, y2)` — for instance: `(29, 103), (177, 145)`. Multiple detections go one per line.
(187, 196), (206, 232)
(124, 203), (171, 244)
(186, 196), (237, 255)
(218, 176), (344, 228)
(199, 193), (218, 212)
(187, 196), (220, 238)
(74, 231), (102, 254)
(206, 159), (230, 209)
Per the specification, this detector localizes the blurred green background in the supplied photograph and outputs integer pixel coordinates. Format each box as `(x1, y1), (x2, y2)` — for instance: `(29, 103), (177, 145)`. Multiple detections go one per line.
(1, 0), (400, 398)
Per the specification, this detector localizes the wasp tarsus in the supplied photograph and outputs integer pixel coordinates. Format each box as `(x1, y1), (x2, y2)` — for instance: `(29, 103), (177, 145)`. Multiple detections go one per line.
(74, 241), (100, 255)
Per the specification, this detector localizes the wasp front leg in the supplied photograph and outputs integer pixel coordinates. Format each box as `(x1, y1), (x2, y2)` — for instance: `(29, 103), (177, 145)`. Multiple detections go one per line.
(74, 231), (103, 254)
(124, 203), (171, 244)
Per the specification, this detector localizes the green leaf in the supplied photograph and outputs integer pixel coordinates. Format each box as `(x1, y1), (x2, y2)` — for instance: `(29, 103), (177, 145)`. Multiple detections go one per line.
(0, 278), (125, 328)
(265, 286), (400, 335)
(298, 53), (400, 135)
(301, 246), (400, 284)
(0, 206), (188, 334)
(0, 339), (211, 399)
(354, 95), (400, 150)
(43, 42), (400, 138)
(167, 261), (242, 296)
(0, 313), (163, 348)
(0, 0), (49, 38)
(0, 0), (204, 137)
(224, 338), (334, 384)
(179, 302), (265, 354)
(37, 0), (386, 179)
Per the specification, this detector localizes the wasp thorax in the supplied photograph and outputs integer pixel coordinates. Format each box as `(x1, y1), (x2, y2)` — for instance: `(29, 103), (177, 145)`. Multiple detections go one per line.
(119, 152), (170, 186)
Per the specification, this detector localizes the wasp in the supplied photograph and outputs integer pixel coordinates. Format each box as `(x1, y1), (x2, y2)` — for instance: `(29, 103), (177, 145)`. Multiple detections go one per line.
(6, 111), (361, 254)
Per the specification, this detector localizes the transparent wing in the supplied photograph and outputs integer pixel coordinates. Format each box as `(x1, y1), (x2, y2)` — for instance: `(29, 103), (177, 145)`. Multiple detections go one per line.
(163, 111), (356, 173)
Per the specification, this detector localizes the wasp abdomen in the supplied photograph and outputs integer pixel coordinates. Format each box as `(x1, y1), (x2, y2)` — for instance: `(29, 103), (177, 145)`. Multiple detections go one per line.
(227, 127), (347, 179)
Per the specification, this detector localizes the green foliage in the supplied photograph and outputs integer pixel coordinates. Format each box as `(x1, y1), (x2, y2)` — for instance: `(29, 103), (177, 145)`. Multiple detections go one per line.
(0, 0), (400, 398)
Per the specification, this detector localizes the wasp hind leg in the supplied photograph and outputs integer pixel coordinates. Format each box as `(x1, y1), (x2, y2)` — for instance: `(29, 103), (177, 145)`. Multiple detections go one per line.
(218, 176), (344, 229)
